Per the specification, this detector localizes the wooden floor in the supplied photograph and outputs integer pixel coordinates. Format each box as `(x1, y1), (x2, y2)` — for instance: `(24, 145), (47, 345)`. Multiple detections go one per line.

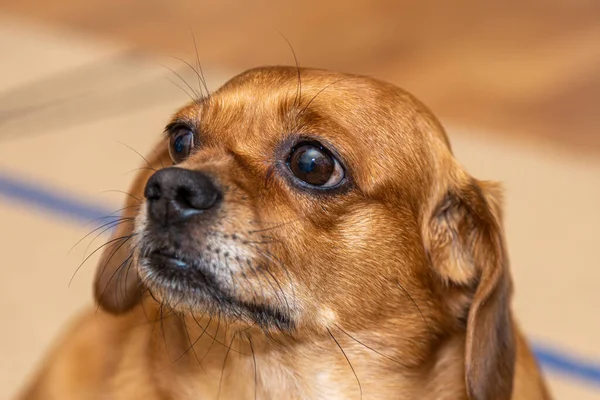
(0, 0), (599, 154)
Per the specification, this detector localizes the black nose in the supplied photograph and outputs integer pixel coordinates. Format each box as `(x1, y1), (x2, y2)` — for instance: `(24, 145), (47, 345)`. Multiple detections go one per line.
(144, 167), (221, 225)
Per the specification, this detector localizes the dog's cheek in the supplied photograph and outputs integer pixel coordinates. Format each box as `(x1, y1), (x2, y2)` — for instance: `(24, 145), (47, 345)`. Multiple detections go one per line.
(291, 204), (414, 320)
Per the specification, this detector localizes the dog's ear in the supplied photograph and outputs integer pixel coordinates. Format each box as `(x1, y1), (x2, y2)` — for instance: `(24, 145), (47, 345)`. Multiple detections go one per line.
(424, 172), (516, 400)
(93, 140), (170, 314)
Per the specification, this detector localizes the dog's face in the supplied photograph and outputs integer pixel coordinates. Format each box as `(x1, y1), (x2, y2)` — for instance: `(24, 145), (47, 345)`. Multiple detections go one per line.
(94, 67), (516, 399)
(134, 68), (440, 332)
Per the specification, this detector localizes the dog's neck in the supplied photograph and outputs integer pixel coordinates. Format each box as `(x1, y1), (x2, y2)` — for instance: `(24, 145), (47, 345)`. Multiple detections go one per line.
(130, 306), (468, 400)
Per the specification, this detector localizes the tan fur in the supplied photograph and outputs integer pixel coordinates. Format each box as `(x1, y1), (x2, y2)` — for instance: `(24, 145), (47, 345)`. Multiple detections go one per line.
(18, 67), (550, 400)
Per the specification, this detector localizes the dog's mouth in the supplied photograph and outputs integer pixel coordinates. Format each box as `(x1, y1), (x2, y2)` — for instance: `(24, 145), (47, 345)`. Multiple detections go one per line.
(138, 244), (294, 331)
(141, 247), (226, 298)
(149, 250), (189, 269)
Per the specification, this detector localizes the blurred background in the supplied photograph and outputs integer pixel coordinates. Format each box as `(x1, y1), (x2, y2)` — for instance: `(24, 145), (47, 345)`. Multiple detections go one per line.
(0, 1), (599, 398)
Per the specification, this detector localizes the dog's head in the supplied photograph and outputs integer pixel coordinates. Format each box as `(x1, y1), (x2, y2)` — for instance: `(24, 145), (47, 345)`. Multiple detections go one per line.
(93, 67), (515, 399)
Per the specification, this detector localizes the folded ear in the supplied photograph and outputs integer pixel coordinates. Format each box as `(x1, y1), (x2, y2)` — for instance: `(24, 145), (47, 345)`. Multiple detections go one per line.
(424, 173), (516, 400)
(93, 140), (170, 314)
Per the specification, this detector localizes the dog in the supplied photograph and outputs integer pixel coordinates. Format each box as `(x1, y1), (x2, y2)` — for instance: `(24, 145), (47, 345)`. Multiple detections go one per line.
(18, 66), (550, 400)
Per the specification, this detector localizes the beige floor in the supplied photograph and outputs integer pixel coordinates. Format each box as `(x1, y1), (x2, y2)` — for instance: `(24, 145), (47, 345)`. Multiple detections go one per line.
(3, 0), (600, 154)
(0, 16), (599, 400)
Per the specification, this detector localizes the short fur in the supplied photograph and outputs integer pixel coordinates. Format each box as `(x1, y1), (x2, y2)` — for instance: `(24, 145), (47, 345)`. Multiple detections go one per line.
(18, 67), (550, 400)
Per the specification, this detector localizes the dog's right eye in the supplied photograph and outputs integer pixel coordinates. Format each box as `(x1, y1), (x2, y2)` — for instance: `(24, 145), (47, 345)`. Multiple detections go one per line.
(168, 127), (194, 163)
(287, 142), (344, 188)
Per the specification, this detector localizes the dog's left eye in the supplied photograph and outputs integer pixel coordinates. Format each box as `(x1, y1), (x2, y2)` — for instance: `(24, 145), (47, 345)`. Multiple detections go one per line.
(287, 142), (344, 187)
(168, 127), (194, 163)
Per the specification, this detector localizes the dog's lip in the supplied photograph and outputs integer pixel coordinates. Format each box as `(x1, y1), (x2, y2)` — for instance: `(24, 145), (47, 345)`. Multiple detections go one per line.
(141, 249), (294, 330)
(148, 250), (189, 269)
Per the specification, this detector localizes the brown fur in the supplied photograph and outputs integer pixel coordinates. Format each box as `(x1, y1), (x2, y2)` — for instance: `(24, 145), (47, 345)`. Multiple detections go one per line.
(18, 67), (550, 400)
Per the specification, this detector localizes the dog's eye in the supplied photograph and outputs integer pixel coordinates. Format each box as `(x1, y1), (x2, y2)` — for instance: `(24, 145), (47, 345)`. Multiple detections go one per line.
(287, 143), (344, 187)
(168, 127), (194, 163)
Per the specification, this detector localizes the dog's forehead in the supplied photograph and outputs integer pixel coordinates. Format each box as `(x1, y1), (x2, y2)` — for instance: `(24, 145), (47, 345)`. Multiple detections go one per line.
(174, 67), (448, 143)
(171, 67), (450, 193)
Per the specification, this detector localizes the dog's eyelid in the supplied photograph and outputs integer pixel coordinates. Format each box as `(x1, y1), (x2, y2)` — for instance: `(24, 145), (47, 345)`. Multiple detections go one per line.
(163, 121), (195, 136)
(287, 135), (347, 165)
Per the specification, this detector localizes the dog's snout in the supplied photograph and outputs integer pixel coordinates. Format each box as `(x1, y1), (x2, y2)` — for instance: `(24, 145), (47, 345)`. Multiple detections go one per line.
(144, 167), (221, 225)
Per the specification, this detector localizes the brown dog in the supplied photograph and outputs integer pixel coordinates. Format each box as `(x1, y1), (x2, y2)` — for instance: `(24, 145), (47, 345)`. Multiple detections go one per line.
(18, 67), (550, 400)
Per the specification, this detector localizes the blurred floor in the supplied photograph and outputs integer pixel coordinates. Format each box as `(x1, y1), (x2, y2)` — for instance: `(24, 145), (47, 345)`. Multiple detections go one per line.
(0, 0), (600, 155)
(0, 11), (599, 400)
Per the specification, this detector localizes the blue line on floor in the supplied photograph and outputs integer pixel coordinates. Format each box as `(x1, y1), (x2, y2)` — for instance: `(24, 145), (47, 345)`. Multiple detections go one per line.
(0, 171), (114, 223)
(534, 343), (600, 387)
(1, 169), (600, 388)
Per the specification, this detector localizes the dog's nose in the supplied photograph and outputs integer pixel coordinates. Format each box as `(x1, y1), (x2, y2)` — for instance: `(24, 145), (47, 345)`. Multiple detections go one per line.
(144, 167), (221, 225)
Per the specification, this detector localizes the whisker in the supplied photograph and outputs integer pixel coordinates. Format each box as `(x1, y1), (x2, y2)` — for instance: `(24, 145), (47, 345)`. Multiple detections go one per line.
(253, 249), (291, 315)
(188, 312), (214, 367)
(164, 305), (205, 369)
(277, 31), (301, 109)
(189, 312), (246, 355)
(223, 258), (247, 326)
(173, 52), (203, 98)
(245, 259), (282, 321)
(166, 76), (198, 103)
(100, 254), (133, 303)
(81, 204), (139, 228)
(255, 234), (282, 243)
(298, 77), (349, 117)
(199, 311), (221, 363)
(169, 59), (204, 98)
(68, 217), (131, 255)
(253, 247), (297, 311)
(121, 257), (136, 303)
(99, 189), (142, 203)
(217, 332), (237, 400)
(122, 166), (157, 176)
(244, 239), (279, 246)
(144, 288), (165, 333)
(160, 299), (172, 361)
(69, 234), (131, 287)
(94, 234), (135, 281)
(335, 325), (410, 368)
(82, 219), (134, 257)
(97, 253), (133, 310)
(150, 147), (167, 169)
(237, 261), (260, 305)
(256, 264), (289, 316)
(160, 63), (201, 101)
(139, 288), (152, 324)
(396, 282), (430, 332)
(327, 328), (362, 400)
(246, 333), (258, 400)
(113, 255), (135, 307)
(246, 219), (298, 234)
(117, 141), (157, 171)
(190, 30), (210, 98)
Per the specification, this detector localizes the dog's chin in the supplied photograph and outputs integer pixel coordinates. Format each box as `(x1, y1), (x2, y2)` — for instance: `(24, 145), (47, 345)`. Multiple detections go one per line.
(141, 249), (224, 303)
(137, 249), (294, 331)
